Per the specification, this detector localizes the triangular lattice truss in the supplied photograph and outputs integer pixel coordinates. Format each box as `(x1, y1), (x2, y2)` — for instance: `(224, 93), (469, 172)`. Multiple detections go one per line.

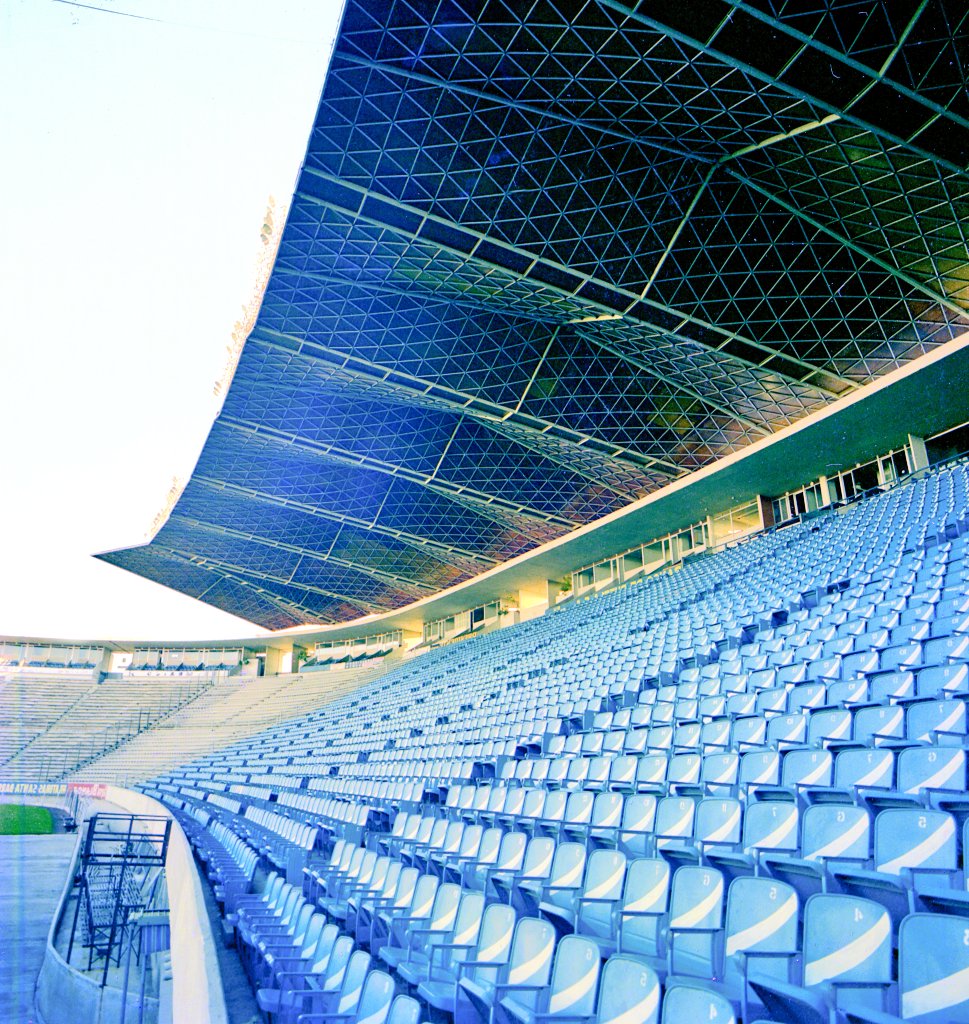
(100, 1), (969, 629)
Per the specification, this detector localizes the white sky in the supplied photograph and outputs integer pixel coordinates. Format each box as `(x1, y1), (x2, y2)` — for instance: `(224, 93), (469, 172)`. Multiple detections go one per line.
(0, 0), (345, 641)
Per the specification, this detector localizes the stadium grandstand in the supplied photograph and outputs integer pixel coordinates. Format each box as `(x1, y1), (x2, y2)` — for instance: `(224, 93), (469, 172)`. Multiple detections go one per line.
(4, 3), (969, 1024)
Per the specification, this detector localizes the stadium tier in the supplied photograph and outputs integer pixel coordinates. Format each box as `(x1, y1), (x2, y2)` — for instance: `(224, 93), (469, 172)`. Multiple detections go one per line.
(8, 2), (969, 1020)
(59, 457), (958, 1024)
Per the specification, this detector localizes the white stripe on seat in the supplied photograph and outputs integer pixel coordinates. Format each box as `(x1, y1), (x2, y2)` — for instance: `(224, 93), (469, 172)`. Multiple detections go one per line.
(602, 983), (660, 1024)
(508, 937), (554, 985)
(807, 815), (868, 862)
(756, 809), (797, 850)
(706, 806), (741, 843)
(548, 963), (598, 1014)
(670, 879), (723, 929)
(585, 864), (625, 900)
(624, 874), (668, 914)
(804, 914), (889, 986)
(902, 963), (969, 1019)
(879, 817), (954, 875)
(904, 753), (962, 795)
(725, 892), (797, 957)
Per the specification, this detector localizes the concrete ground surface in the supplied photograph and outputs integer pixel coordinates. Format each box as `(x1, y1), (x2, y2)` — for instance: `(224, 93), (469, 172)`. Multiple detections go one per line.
(0, 833), (77, 1023)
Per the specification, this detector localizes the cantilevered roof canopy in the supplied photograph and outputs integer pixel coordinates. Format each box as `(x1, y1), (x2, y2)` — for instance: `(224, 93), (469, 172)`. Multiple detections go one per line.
(99, 0), (969, 629)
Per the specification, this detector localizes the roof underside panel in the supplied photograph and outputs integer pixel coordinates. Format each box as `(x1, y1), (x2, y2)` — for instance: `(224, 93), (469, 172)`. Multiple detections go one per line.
(100, 0), (969, 627)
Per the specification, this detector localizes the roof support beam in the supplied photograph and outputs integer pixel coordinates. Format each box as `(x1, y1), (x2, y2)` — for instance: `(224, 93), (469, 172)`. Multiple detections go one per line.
(218, 414), (580, 529)
(168, 513), (439, 594)
(720, 166), (969, 321)
(585, 335), (773, 436)
(601, 0), (968, 176)
(333, 50), (703, 163)
(151, 547), (355, 624)
(193, 474), (499, 568)
(296, 168), (855, 394)
(251, 329), (684, 475)
(152, 542), (396, 616)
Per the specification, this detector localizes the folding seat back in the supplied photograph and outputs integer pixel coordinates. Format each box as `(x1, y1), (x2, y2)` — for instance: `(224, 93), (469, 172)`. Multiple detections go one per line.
(471, 787), (492, 817)
(742, 801), (798, 858)
(350, 970), (396, 1024)
(388, 872), (439, 949)
(489, 917), (555, 1017)
(588, 791), (624, 845)
(667, 752), (701, 786)
(531, 759), (551, 784)
(736, 751), (777, 791)
(388, 867), (420, 916)
(540, 790), (569, 831)
(542, 842), (587, 917)
(801, 803), (871, 870)
(693, 798), (742, 854)
(700, 718), (730, 750)
(923, 632), (969, 665)
(702, 752), (739, 793)
(843, 650), (880, 679)
(426, 890), (487, 982)
(896, 745), (965, 797)
(618, 857), (671, 961)
(306, 922), (341, 975)
(808, 707), (853, 746)
(438, 821), (465, 858)
(562, 790), (594, 832)
(575, 848), (626, 941)
(767, 712), (807, 748)
(520, 789), (546, 825)
(608, 755), (636, 791)
(492, 832), (527, 877)
(548, 759), (571, 787)
(484, 788), (507, 818)
(722, 877), (798, 999)
(660, 979), (736, 1023)
(882, 642), (923, 671)
(873, 808), (957, 884)
(334, 950), (375, 1017)
(653, 796), (696, 850)
(756, 686), (788, 717)
(781, 748), (832, 790)
(853, 703), (905, 744)
(587, 756), (611, 789)
(647, 724), (673, 748)
(541, 936), (601, 1020)
(667, 866), (725, 979)
(870, 669), (915, 702)
(566, 758), (591, 788)
(386, 994), (421, 1024)
(624, 727), (649, 753)
(619, 794), (658, 859)
(516, 836), (556, 889)
(797, 894), (891, 1017)
(581, 733), (604, 757)
(834, 747), (894, 791)
(731, 715), (766, 749)
(896, 913), (969, 1023)
(917, 661), (969, 697)
(826, 678), (868, 706)
(635, 753), (668, 790)
(788, 682), (827, 714)
(808, 656), (842, 683)
(597, 956), (661, 1024)
(906, 697), (966, 742)
(497, 787), (526, 825)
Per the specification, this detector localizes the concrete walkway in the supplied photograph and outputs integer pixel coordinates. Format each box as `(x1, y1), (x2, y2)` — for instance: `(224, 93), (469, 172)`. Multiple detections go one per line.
(0, 833), (77, 1024)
